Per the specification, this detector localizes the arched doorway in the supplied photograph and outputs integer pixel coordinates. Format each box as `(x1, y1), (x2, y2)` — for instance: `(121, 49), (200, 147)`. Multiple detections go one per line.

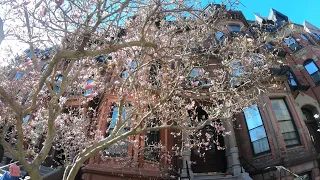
(301, 107), (320, 153)
(190, 106), (227, 173)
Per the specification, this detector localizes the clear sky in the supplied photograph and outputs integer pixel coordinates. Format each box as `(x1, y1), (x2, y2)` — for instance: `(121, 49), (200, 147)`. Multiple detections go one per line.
(201, 0), (320, 28)
(238, 0), (320, 28)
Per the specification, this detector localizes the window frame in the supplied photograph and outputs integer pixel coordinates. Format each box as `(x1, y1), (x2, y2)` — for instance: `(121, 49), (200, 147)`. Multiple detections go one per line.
(284, 36), (302, 52)
(55, 74), (63, 93)
(304, 59), (320, 86)
(229, 25), (241, 32)
(144, 130), (161, 161)
(312, 33), (320, 41)
(288, 71), (298, 87)
(215, 32), (225, 45)
(105, 103), (132, 157)
(300, 34), (314, 45)
(270, 98), (301, 148)
(14, 72), (23, 79)
(243, 104), (271, 156)
(84, 79), (94, 96)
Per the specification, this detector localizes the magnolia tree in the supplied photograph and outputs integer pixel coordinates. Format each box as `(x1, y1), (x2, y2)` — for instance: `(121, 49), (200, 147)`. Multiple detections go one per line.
(0, 0), (283, 179)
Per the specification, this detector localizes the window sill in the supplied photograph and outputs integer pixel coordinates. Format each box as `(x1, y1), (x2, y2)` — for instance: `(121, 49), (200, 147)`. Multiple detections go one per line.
(252, 150), (271, 158)
(285, 144), (303, 150)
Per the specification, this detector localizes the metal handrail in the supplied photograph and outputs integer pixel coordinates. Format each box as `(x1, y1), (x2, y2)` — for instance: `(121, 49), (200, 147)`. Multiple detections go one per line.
(186, 160), (191, 180)
(239, 157), (265, 180)
(264, 166), (305, 180)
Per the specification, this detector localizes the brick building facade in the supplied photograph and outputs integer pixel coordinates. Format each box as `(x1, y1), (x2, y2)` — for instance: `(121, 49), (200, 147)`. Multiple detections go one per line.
(83, 6), (320, 180)
(2, 5), (320, 180)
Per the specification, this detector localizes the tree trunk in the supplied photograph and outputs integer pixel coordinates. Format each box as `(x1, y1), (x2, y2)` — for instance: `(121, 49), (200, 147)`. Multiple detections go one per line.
(29, 168), (42, 180)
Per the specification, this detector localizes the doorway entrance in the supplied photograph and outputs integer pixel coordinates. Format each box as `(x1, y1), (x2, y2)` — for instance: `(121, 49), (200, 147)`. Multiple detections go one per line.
(190, 124), (227, 173)
(302, 108), (320, 153)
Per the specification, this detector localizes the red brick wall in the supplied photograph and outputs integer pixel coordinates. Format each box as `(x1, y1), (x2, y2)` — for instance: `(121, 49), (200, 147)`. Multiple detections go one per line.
(284, 33), (320, 102)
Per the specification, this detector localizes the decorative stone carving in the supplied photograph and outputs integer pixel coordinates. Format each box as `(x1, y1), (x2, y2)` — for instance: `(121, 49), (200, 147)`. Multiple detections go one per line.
(251, 154), (273, 164)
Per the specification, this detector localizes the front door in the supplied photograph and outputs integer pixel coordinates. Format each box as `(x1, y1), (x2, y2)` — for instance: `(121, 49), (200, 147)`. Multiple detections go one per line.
(191, 125), (227, 173)
(302, 108), (320, 153)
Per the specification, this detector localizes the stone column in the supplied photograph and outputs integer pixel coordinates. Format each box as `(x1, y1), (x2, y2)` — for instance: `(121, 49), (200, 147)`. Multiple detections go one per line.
(224, 121), (242, 176)
(180, 131), (194, 179)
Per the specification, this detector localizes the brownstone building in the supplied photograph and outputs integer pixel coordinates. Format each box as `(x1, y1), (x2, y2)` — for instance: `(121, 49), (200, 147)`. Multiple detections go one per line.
(83, 7), (320, 180)
(2, 5), (320, 180)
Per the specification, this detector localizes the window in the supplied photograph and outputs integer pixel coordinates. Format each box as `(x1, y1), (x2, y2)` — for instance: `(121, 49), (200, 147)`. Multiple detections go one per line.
(271, 99), (300, 147)
(95, 55), (105, 63)
(120, 60), (137, 78)
(244, 104), (270, 154)
(55, 75), (63, 93)
(267, 42), (274, 50)
(23, 114), (30, 124)
(144, 118), (160, 161)
(231, 61), (244, 87)
(300, 34), (314, 45)
(304, 60), (320, 85)
(150, 61), (161, 88)
(288, 72), (297, 86)
(312, 33), (320, 41)
(41, 64), (48, 73)
(22, 91), (32, 105)
(105, 104), (132, 157)
(84, 79), (94, 96)
(109, 104), (132, 130)
(284, 36), (302, 52)
(229, 25), (241, 32)
(215, 32), (224, 45)
(144, 130), (160, 161)
(14, 72), (23, 79)
(189, 68), (209, 87)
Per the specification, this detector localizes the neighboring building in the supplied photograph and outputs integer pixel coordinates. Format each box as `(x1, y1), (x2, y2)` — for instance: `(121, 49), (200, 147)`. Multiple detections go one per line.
(233, 8), (320, 180)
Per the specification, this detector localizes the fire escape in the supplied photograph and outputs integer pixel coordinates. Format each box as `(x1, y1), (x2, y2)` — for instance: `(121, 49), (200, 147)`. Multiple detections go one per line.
(271, 65), (310, 91)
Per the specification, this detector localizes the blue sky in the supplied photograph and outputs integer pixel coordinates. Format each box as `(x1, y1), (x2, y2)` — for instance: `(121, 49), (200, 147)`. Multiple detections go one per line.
(202, 0), (320, 28)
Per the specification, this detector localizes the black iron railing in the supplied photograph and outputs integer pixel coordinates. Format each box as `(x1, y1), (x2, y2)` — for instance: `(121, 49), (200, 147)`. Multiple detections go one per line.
(240, 157), (306, 180)
(239, 157), (265, 180)
(186, 160), (191, 180)
(270, 65), (310, 91)
(288, 74), (310, 91)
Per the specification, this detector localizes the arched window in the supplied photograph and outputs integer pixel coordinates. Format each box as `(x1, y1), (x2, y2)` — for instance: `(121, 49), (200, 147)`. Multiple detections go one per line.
(304, 59), (320, 85)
